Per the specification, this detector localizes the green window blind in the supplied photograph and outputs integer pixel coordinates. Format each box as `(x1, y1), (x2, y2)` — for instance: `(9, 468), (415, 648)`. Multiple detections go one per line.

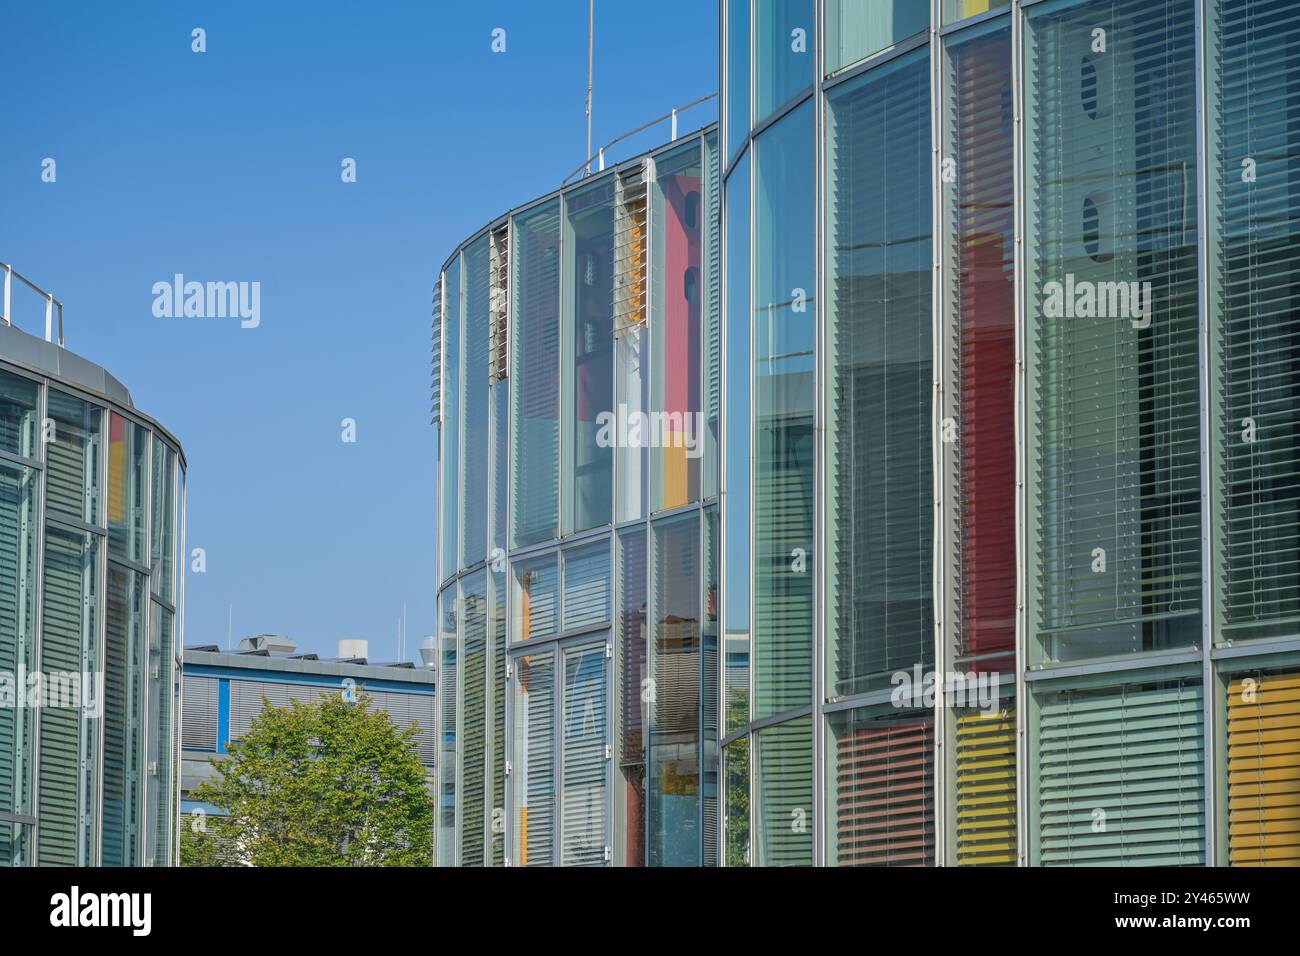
(102, 565), (144, 867)
(461, 236), (491, 569)
(0, 461), (36, 844)
(515, 651), (555, 865)
(561, 644), (608, 865)
(616, 528), (648, 866)
(458, 572), (488, 866)
(148, 603), (175, 866)
(754, 716), (813, 866)
(1037, 678), (1204, 865)
(489, 569), (507, 865)
(515, 553), (558, 641)
(1026, 0), (1202, 661)
(38, 523), (98, 866)
(1211, 0), (1300, 642)
(563, 544), (610, 632)
(437, 587), (457, 867)
(45, 391), (100, 524)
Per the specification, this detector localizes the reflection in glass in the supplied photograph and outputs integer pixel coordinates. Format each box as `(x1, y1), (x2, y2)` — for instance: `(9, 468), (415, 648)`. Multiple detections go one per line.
(755, 716), (812, 865)
(108, 414), (148, 565)
(512, 553), (558, 642)
(826, 0), (929, 75)
(755, 0), (814, 122)
(725, 0), (750, 162)
(616, 528), (647, 865)
(561, 643), (607, 865)
(514, 650), (555, 865)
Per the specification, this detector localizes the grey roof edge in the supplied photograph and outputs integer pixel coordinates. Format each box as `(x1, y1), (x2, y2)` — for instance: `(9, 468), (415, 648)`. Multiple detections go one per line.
(182, 648), (436, 686)
(0, 323), (188, 467)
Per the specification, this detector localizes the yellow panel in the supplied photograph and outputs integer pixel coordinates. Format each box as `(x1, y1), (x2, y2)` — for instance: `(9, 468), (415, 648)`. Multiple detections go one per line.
(955, 711), (1016, 866)
(1227, 671), (1300, 867)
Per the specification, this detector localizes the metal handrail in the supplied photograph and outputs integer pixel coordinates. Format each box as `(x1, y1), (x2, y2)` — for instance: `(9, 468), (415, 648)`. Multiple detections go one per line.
(562, 92), (718, 185)
(1, 261), (64, 347)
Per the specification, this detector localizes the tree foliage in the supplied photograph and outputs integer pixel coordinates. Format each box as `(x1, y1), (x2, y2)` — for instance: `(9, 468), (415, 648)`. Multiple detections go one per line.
(183, 692), (434, 866)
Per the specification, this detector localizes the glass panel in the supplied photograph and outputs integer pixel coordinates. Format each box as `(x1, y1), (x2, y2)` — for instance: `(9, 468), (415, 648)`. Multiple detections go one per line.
(649, 511), (701, 865)
(439, 257), (462, 581)
(827, 706), (935, 866)
(1209, 0), (1300, 644)
(755, 0), (814, 124)
(566, 180), (616, 532)
(0, 369), (39, 459)
(702, 504), (720, 865)
(150, 437), (176, 603)
(651, 143), (704, 512)
(725, 0), (751, 162)
(38, 522), (99, 866)
(753, 100), (815, 718)
(615, 325), (648, 523)
(488, 566), (508, 865)
(561, 643), (608, 865)
(108, 414), (148, 565)
(703, 130), (723, 499)
(102, 564), (145, 866)
(0, 461), (37, 842)
(754, 715), (812, 866)
(1025, 0), (1200, 663)
(616, 527), (647, 866)
(514, 650), (555, 865)
(563, 541), (611, 631)
(943, 23), (1016, 674)
(827, 0), (928, 75)
(0, 822), (30, 867)
(45, 390), (101, 525)
(146, 601), (175, 866)
(512, 552), (558, 642)
(943, 0), (1010, 27)
(826, 50), (933, 698)
(437, 585), (457, 866)
(511, 201), (562, 548)
(723, 737), (750, 866)
(724, 150), (752, 732)
(490, 379), (509, 562)
(462, 236), (491, 568)
(458, 571), (488, 865)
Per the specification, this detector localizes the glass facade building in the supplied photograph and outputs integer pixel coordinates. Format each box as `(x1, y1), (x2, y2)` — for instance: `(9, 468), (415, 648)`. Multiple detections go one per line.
(435, 0), (1300, 866)
(0, 323), (185, 866)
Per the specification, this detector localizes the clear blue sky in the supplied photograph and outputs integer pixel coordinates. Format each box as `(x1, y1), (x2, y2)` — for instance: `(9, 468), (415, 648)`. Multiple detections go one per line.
(1, 1), (717, 661)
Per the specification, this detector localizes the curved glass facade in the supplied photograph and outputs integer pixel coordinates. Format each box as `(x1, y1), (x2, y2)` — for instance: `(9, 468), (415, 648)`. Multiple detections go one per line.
(434, 128), (721, 866)
(437, 0), (1300, 866)
(0, 344), (185, 867)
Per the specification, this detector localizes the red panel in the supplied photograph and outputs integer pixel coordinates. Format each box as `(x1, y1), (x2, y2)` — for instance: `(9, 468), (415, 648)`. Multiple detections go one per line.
(835, 718), (935, 866)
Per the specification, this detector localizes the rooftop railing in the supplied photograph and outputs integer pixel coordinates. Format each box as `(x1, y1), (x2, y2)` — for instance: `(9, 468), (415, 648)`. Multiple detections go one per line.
(1, 262), (65, 347)
(561, 92), (717, 186)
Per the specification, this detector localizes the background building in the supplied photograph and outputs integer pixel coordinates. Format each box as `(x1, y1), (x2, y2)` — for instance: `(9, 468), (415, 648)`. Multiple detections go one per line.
(180, 638), (436, 825)
(1, 264), (185, 866)
(435, 0), (1300, 866)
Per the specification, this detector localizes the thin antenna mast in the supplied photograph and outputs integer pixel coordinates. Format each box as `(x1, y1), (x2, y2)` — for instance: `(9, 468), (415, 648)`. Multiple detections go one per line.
(585, 0), (594, 175)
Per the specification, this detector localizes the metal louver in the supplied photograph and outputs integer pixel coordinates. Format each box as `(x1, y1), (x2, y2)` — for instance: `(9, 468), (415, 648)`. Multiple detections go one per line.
(614, 159), (653, 335)
(431, 279), (443, 425)
(489, 224), (510, 385)
(955, 710), (1016, 866)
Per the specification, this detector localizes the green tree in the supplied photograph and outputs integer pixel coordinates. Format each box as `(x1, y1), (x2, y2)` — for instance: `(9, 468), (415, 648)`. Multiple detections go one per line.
(183, 692), (434, 866)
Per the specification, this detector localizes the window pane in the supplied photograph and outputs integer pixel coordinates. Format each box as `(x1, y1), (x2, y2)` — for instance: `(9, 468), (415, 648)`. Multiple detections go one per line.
(462, 236), (491, 568)
(827, 0), (928, 75)
(649, 511), (701, 865)
(724, 150), (752, 731)
(943, 0), (1010, 27)
(725, 0), (750, 162)
(0, 370), (39, 459)
(512, 552), (558, 642)
(108, 414), (148, 565)
(512, 201), (562, 548)
(39, 522), (100, 866)
(943, 23), (1016, 673)
(703, 130), (723, 499)
(826, 50), (933, 698)
(0, 461), (37, 837)
(437, 585), (457, 866)
(46, 390), (101, 525)
(828, 706), (935, 866)
(616, 527), (647, 865)
(702, 504), (720, 865)
(146, 601), (175, 866)
(1210, 0), (1300, 644)
(563, 541), (610, 631)
(652, 142), (704, 512)
(754, 716), (812, 866)
(755, 0), (813, 123)
(1025, 0), (1201, 663)
(753, 101), (815, 717)
(724, 737), (750, 866)
(561, 643), (608, 865)
(439, 257), (462, 582)
(514, 650), (555, 865)
(566, 180), (616, 532)
(103, 565), (145, 866)
(488, 566), (508, 865)
(458, 571), (488, 865)
(150, 437), (176, 603)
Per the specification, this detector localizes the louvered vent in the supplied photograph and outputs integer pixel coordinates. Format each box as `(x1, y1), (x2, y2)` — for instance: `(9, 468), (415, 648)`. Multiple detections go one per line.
(614, 160), (653, 334)
(955, 709), (1017, 866)
(1227, 671), (1300, 866)
(489, 224), (510, 385)
(430, 279), (443, 425)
